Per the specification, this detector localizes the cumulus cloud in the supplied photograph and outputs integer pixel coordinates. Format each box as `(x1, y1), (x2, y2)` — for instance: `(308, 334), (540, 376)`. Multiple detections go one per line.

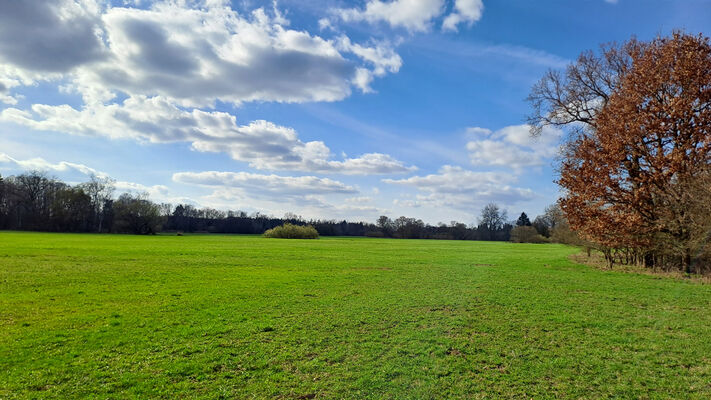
(0, 0), (105, 74)
(465, 124), (562, 170)
(335, 0), (445, 32)
(80, 4), (356, 106)
(0, 1), (412, 177)
(442, 0), (484, 32)
(198, 187), (385, 220)
(173, 171), (357, 196)
(384, 165), (534, 210)
(113, 180), (176, 203)
(0, 0), (401, 106)
(0, 152), (103, 177)
(336, 36), (402, 92)
(172, 170), (386, 218)
(0, 96), (415, 175)
(332, 0), (484, 33)
(344, 196), (374, 203)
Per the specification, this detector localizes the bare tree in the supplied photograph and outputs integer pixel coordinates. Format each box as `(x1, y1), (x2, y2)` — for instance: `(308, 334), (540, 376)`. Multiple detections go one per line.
(80, 174), (115, 232)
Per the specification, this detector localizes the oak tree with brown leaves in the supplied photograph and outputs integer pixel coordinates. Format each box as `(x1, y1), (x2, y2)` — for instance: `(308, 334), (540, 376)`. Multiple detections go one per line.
(529, 32), (711, 273)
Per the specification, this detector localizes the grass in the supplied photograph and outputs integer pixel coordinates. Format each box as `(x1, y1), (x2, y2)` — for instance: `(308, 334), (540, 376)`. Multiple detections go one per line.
(1, 232), (710, 399)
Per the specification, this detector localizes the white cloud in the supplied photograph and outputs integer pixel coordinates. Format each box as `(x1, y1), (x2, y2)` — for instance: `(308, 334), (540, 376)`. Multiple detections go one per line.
(79, 4), (354, 106)
(345, 196), (373, 203)
(442, 0), (483, 32)
(384, 165), (534, 210)
(336, 36), (402, 92)
(197, 187), (385, 221)
(0, 0), (105, 75)
(0, 152), (103, 177)
(331, 0), (485, 34)
(0, 81), (20, 105)
(335, 0), (445, 32)
(172, 170), (388, 219)
(465, 124), (562, 170)
(0, 96), (415, 175)
(0, 0), (401, 106)
(0, 1), (413, 177)
(173, 171), (357, 196)
(414, 40), (569, 70)
(113, 180), (175, 203)
(384, 165), (511, 191)
(318, 18), (335, 31)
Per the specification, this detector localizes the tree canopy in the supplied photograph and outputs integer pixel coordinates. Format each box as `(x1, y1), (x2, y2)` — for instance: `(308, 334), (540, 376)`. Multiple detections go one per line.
(529, 32), (711, 273)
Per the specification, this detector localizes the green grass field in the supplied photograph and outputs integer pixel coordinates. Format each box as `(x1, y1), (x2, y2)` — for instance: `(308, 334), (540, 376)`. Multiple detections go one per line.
(1, 232), (710, 399)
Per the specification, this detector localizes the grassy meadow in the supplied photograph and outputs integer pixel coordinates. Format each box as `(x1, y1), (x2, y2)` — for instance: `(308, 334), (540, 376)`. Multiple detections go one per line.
(1, 232), (711, 398)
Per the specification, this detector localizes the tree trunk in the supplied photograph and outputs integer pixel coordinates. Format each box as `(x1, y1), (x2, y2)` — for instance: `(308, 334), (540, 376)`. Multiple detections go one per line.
(683, 250), (692, 274)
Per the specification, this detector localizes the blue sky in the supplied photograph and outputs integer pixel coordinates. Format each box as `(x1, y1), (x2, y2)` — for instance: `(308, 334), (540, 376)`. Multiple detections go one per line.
(0, 0), (710, 224)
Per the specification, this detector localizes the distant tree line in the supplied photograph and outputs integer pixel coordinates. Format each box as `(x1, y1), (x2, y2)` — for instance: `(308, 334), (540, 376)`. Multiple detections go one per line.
(0, 171), (564, 243)
(0, 171), (165, 234)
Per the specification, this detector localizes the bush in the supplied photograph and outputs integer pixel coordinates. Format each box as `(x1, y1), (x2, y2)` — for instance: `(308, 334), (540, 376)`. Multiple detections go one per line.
(263, 223), (319, 239)
(510, 226), (548, 243)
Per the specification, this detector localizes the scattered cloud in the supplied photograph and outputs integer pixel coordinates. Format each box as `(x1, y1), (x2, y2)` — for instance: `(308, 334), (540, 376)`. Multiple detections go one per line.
(0, 0), (104, 75)
(0, 96), (415, 175)
(345, 196), (373, 203)
(0, 152), (103, 177)
(113, 180), (175, 203)
(384, 165), (534, 210)
(0, 0), (414, 177)
(465, 124), (562, 170)
(334, 0), (445, 33)
(0, 0), (401, 106)
(173, 171), (358, 196)
(173, 170), (386, 219)
(413, 39), (570, 70)
(331, 0), (484, 33)
(442, 0), (484, 32)
(336, 36), (402, 92)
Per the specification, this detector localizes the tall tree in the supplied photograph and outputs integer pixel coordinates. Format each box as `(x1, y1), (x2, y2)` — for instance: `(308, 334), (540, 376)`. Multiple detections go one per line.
(80, 174), (115, 232)
(113, 193), (163, 235)
(516, 212), (531, 226)
(531, 32), (711, 272)
(479, 203), (506, 231)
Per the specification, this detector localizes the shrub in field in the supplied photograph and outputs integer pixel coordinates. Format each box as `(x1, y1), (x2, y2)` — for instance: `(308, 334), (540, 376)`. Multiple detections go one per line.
(263, 223), (319, 239)
(510, 226), (548, 244)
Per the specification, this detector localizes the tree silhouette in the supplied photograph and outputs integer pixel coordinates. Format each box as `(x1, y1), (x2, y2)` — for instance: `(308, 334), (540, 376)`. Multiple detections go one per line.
(516, 212), (531, 226)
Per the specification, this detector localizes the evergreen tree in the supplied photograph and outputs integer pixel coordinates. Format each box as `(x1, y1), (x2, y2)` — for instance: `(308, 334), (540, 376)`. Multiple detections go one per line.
(516, 212), (531, 226)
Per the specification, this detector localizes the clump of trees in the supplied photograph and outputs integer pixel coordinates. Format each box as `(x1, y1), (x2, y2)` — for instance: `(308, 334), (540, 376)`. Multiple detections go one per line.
(529, 32), (711, 274)
(263, 223), (319, 239)
(510, 226), (547, 243)
(112, 193), (163, 235)
(510, 211), (547, 243)
(371, 203), (513, 240)
(0, 171), (165, 235)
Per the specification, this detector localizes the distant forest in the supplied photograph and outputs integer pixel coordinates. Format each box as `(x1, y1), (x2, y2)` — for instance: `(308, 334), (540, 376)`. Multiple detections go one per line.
(0, 171), (566, 241)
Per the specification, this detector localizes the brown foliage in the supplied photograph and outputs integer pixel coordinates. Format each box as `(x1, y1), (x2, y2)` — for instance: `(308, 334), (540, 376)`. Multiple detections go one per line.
(531, 32), (711, 273)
